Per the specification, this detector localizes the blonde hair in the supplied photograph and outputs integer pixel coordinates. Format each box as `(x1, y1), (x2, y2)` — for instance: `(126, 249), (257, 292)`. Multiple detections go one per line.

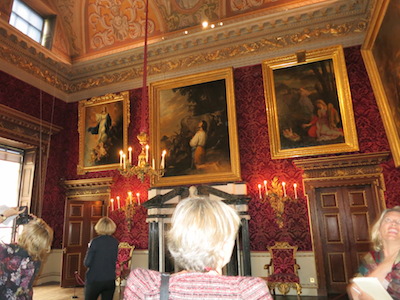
(95, 217), (116, 235)
(371, 206), (400, 251)
(18, 218), (53, 261)
(167, 197), (240, 272)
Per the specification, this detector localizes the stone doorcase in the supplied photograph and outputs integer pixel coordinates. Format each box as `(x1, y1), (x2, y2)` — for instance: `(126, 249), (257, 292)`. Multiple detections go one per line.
(143, 182), (252, 276)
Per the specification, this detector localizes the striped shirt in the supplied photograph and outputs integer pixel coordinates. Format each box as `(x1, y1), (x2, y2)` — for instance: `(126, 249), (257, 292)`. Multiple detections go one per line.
(124, 268), (273, 299)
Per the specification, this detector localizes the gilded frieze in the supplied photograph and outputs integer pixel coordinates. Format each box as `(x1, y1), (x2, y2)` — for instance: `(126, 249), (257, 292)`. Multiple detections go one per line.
(0, 5), (369, 99)
(68, 20), (366, 93)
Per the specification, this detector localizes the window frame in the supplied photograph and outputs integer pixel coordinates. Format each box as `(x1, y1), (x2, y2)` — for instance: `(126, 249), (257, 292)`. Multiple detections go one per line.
(9, 0), (56, 49)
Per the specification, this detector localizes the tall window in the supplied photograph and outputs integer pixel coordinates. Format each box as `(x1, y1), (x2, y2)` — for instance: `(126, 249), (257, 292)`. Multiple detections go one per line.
(9, 0), (44, 44)
(0, 146), (23, 243)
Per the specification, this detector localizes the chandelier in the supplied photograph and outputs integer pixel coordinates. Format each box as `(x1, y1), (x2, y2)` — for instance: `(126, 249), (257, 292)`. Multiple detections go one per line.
(118, 0), (166, 182)
(118, 132), (166, 181)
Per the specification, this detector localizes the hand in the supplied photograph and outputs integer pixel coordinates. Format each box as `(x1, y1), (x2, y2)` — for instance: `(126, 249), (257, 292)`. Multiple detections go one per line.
(347, 283), (374, 300)
(3, 207), (25, 218)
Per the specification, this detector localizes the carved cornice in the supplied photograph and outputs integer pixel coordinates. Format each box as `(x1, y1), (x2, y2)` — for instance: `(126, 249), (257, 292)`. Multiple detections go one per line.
(0, 104), (62, 148)
(294, 152), (390, 180)
(63, 177), (114, 198)
(0, 0), (374, 102)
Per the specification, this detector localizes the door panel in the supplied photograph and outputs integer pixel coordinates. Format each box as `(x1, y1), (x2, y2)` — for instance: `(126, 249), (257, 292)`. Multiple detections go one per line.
(61, 200), (104, 287)
(328, 253), (346, 283)
(316, 185), (377, 294)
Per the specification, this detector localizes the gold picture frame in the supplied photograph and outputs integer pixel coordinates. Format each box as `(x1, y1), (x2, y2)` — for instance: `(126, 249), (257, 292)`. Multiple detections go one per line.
(149, 68), (241, 187)
(77, 91), (130, 174)
(262, 45), (359, 159)
(361, 0), (400, 167)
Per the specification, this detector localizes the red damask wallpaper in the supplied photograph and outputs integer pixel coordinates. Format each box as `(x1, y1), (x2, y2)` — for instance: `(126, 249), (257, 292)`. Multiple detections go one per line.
(1, 46), (399, 251)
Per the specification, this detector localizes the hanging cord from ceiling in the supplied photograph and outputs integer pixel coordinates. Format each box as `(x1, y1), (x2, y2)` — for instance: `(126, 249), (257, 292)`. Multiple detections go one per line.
(37, 61), (57, 216)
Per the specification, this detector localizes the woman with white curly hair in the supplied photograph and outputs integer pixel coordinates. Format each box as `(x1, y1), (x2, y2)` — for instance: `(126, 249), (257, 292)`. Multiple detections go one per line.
(124, 196), (272, 299)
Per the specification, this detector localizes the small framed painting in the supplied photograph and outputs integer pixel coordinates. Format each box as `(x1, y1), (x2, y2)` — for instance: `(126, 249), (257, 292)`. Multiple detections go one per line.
(77, 91), (130, 174)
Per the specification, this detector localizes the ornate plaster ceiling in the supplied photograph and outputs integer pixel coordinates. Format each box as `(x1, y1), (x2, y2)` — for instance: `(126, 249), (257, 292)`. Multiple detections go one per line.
(0, 0), (375, 102)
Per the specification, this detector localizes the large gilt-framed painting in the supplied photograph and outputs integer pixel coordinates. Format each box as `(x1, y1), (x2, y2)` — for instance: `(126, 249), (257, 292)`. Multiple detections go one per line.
(77, 92), (130, 174)
(262, 45), (359, 159)
(362, 0), (400, 167)
(149, 68), (241, 187)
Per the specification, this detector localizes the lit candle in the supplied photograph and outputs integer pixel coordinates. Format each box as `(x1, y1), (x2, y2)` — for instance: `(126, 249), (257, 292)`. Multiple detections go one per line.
(294, 183), (298, 199)
(117, 196), (120, 209)
(258, 184), (262, 199)
(263, 180), (268, 196)
(145, 145), (149, 163)
(152, 158), (155, 170)
(123, 154), (126, 170)
(282, 182), (286, 197)
(161, 150), (167, 169)
(136, 193), (141, 205)
(110, 198), (114, 211)
(128, 191), (132, 205)
(128, 147), (132, 164)
(119, 150), (123, 167)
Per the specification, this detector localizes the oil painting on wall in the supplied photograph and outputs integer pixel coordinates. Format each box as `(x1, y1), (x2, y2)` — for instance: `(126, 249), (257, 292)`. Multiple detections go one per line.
(77, 91), (130, 174)
(150, 68), (241, 187)
(262, 45), (359, 159)
(362, 0), (400, 167)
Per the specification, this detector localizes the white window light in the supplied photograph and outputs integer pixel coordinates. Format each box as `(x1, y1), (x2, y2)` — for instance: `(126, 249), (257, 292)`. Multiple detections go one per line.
(9, 0), (44, 44)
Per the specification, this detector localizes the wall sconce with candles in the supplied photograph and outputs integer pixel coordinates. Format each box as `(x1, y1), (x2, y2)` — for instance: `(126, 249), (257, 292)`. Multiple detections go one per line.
(257, 176), (299, 228)
(109, 191), (142, 230)
(118, 132), (167, 182)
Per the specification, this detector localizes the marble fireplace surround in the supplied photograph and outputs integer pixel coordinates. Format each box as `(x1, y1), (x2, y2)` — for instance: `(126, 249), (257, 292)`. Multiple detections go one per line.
(143, 182), (251, 276)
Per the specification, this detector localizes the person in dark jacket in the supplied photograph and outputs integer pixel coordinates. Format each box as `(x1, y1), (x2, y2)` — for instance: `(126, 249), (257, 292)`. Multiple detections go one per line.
(84, 216), (119, 300)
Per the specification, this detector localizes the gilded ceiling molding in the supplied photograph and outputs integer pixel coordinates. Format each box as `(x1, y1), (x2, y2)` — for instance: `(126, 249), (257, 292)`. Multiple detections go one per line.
(67, 20), (367, 92)
(0, 20), (367, 95)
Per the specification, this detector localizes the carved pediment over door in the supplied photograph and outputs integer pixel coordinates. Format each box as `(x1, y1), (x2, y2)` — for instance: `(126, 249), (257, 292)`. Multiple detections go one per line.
(294, 152), (389, 296)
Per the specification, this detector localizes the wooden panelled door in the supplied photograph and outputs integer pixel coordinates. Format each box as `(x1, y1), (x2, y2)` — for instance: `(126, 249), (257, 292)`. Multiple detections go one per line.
(61, 200), (104, 287)
(315, 185), (379, 294)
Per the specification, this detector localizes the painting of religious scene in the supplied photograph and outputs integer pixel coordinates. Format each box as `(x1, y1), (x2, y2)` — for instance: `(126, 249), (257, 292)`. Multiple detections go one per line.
(276, 59), (344, 148)
(262, 45), (359, 159)
(150, 68), (241, 187)
(77, 91), (130, 174)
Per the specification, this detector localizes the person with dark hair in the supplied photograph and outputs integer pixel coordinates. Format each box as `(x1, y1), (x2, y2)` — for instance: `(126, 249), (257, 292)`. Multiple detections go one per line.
(84, 216), (119, 300)
(124, 196), (272, 299)
(0, 208), (53, 300)
(348, 206), (400, 299)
